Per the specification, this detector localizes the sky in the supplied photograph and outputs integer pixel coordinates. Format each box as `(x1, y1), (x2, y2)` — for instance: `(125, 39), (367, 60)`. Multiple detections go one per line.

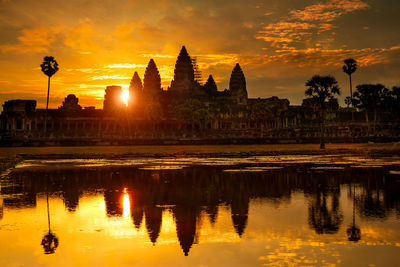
(0, 0), (399, 109)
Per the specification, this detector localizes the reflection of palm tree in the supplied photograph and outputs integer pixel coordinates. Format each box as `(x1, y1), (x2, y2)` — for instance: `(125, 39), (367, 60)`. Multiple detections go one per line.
(309, 193), (343, 234)
(41, 232), (59, 254)
(347, 185), (361, 242)
(40, 56), (59, 134)
(41, 193), (59, 254)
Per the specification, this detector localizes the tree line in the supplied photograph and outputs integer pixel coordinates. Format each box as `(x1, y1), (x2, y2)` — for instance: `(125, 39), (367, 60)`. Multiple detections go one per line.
(303, 58), (399, 148)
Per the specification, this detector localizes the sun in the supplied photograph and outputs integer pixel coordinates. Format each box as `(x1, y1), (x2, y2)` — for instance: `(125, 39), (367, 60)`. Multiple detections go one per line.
(121, 90), (129, 106)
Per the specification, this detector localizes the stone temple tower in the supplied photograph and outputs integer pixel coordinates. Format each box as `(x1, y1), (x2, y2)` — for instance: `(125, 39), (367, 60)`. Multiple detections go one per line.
(129, 71), (143, 109)
(103, 85), (124, 114)
(169, 46), (195, 95)
(229, 63), (248, 105)
(143, 59), (162, 102)
(204, 75), (218, 96)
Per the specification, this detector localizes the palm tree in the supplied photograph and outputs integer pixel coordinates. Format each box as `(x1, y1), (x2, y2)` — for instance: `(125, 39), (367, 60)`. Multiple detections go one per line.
(40, 56), (59, 134)
(305, 75), (341, 149)
(353, 84), (387, 135)
(383, 86), (400, 118)
(343, 58), (357, 120)
(344, 96), (352, 108)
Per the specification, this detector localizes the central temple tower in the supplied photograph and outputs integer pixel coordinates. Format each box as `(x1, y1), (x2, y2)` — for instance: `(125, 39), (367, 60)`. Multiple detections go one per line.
(229, 63), (248, 105)
(169, 46), (195, 95)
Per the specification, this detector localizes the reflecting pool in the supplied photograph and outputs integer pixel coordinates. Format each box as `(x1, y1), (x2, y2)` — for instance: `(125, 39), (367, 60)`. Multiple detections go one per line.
(1, 156), (400, 266)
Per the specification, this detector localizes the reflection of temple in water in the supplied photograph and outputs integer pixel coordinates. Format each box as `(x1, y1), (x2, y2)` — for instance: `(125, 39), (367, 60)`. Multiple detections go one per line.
(1, 165), (400, 256)
(144, 205), (162, 244)
(130, 188), (144, 230)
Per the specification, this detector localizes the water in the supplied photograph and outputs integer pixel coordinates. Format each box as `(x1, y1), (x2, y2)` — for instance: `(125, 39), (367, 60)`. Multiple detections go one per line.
(1, 156), (400, 266)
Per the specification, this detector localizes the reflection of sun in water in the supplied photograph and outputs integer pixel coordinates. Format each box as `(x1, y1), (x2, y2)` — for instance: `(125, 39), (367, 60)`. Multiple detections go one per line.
(123, 188), (130, 217)
(121, 90), (129, 106)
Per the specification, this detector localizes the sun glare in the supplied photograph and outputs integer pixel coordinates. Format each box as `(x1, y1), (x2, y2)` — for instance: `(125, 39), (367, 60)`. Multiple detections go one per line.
(122, 188), (130, 217)
(121, 90), (129, 106)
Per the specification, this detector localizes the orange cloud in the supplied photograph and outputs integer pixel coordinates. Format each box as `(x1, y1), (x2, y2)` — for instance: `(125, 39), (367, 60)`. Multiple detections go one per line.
(90, 75), (131, 80)
(105, 63), (148, 69)
(259, 47), (393, 68)
(0, 26), (64, 54)
(290, 0), (369, 22)
(64, 18), (100, 53)
(256, 21), (317, 47)
(257, 0), (369, 49)
(0, 0), (397, 109)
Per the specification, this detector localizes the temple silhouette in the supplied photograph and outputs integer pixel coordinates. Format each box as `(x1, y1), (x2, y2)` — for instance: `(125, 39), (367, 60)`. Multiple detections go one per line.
(1, 46), (399, 145)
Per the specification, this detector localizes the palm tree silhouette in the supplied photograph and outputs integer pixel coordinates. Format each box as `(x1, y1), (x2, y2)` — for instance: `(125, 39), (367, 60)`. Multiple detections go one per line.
(345, 96), (352, 108)
(353, 84), (387, 136)
(40, 56), (59, 134)
(305, 75), (341, 149)
(342, 58), (357, 120)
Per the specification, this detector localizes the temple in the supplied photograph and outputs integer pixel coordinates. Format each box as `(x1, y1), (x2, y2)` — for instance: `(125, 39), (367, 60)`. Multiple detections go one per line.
(1, 46), (399, 145)
(169, 46), (195, 95)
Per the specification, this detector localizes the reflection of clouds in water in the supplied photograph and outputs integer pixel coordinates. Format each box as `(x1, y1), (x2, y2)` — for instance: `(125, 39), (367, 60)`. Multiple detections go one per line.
(310, 167), (345, 170)
(138, 165), (187, 170)
(258, 237), (342, 266)
(224, 167), (283, 172)
(1, 161), (400, 265)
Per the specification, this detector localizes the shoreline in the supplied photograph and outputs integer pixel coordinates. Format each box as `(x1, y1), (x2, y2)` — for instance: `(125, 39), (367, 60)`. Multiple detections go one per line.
(1, 142), (399, 174)
(1, 143), (400, 160)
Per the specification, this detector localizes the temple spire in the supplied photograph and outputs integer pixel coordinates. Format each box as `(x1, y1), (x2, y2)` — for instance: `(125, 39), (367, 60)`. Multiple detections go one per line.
(143, 59), (161, 100)
(229, 63), (248, 105)
(129, 72), (143, 108)
(129, 72), (143, 93)
(180, 45), (188, 55)
(204, 75), (217, 95)
(170, 46), (195, 94)
(229, 63), (246, 92)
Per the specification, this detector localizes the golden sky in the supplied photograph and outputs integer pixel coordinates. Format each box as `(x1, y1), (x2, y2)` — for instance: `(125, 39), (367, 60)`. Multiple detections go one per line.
(0, 0), (399, 109)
